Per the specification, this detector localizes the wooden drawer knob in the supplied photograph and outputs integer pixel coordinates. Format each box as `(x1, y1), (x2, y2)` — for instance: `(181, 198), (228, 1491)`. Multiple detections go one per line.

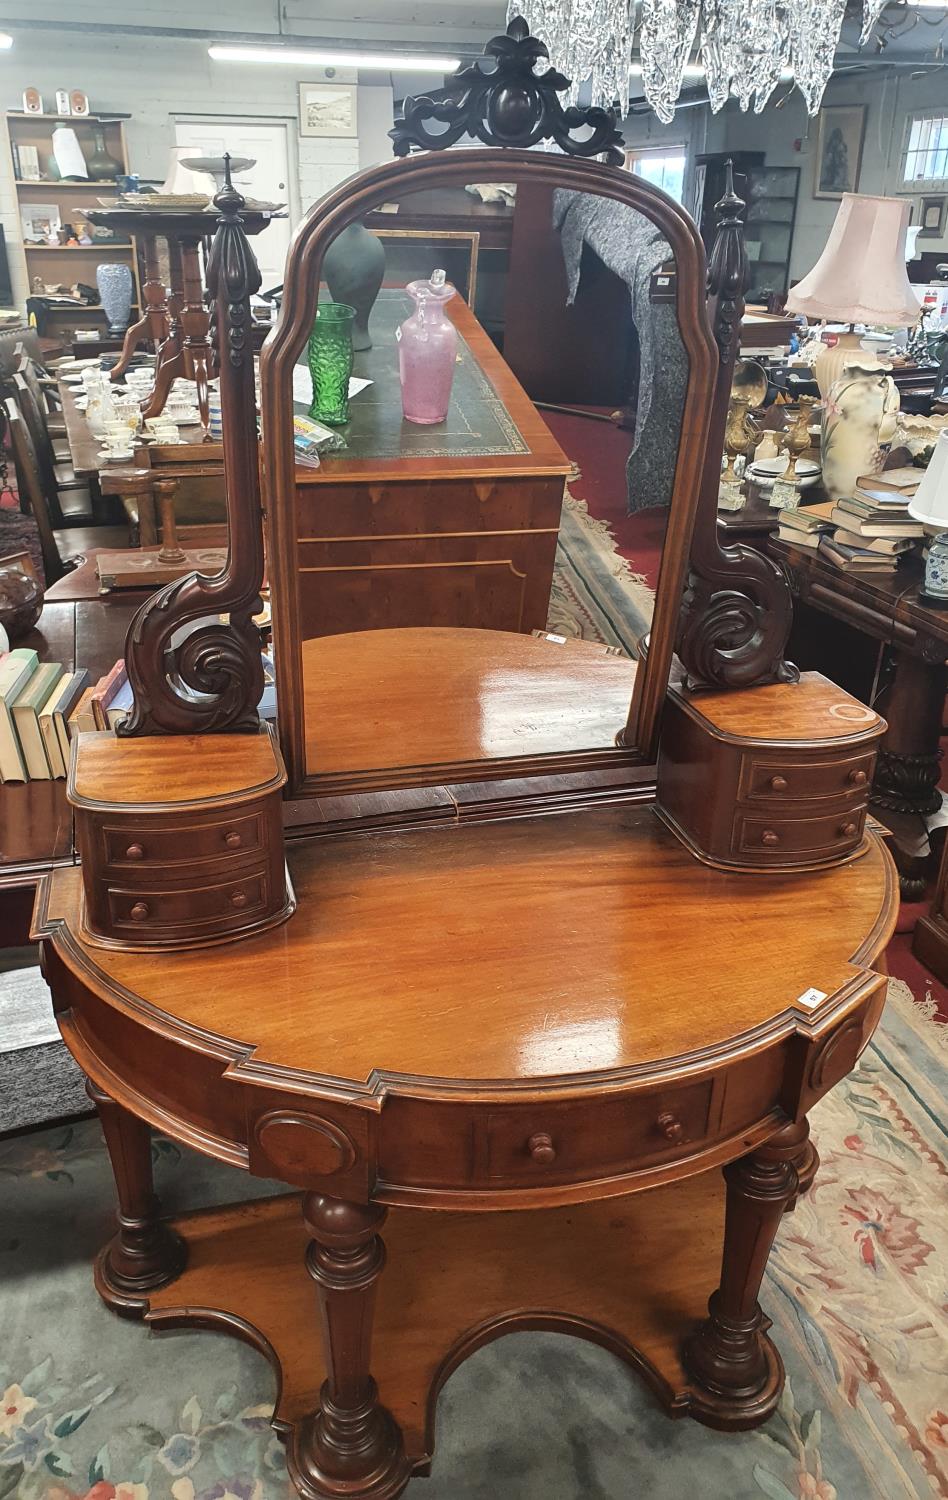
(761, 829), (780, 847)
(528, 1132), (556, 1165)
(838, 821), (858, 839)
(230, 890), (249, 909)
(657, 1111), (686, 1144)
(224, 830), (242, 849)
(125, 843), (144, 860)
(129, 901), (149, 922)
(848, 769), (868, 787)
(768, 775), (788, 792)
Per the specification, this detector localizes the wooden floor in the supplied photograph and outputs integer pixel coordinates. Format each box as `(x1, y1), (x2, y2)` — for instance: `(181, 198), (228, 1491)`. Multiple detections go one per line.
(146, 1170), (726, 1461)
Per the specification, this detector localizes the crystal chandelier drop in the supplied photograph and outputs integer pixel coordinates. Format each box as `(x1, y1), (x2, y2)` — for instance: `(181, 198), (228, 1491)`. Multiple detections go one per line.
(509, 0), (885, 123)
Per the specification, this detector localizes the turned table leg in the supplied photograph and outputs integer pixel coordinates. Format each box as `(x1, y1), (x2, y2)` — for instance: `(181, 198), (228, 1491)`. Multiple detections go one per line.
(684, 1119), (810, 1429)
(87, 1081), (186, 1313)
(288, 1194), (412, 1500)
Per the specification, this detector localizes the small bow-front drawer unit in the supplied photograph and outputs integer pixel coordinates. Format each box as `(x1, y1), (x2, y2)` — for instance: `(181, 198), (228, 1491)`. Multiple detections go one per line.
(69, 725), (294, 950)
(656, 671), (886, 872)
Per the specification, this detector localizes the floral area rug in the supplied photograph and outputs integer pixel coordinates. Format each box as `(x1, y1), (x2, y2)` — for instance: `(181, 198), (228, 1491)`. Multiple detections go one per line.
(0, 979), (944, 1500)
(547, 491), (654, 654)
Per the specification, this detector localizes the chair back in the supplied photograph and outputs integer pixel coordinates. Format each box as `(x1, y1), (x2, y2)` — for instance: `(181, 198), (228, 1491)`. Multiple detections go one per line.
(11, 371), (65, 528)
(3, 396), (64, 584)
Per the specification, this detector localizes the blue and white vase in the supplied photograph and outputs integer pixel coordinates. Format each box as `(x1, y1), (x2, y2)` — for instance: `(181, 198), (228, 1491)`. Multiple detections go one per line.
(925, 533), (948, 600)
(96, 263), (134, 336)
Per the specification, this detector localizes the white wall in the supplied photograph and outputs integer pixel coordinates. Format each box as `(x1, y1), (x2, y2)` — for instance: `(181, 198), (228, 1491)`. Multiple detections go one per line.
(0, 26), (415, 310)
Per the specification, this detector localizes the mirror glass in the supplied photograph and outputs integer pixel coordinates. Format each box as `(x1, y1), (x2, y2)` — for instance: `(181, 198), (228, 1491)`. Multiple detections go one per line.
(281, 170), (696, 787)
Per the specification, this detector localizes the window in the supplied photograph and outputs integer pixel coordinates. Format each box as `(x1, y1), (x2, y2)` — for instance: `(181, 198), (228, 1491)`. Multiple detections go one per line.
(901, 111), (948, 189)
(624, 146), (687, 205)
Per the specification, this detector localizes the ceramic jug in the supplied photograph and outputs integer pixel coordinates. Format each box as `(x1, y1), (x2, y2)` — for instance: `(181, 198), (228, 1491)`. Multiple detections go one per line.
(821, 364), (900, 501)
(397, 270), (457, 425)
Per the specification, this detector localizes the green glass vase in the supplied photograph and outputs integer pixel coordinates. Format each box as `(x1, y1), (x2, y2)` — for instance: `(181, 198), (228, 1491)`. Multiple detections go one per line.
(307, 302), (356, 426)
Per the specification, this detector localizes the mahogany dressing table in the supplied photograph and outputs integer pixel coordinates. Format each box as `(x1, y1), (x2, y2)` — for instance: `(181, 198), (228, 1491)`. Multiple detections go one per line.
(34, 25), (898, 1500)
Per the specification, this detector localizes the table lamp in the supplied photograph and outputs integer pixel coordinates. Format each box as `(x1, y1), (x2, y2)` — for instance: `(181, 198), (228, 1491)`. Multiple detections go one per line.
(908, 431), (948, 603)
(786, 194), (923, 397)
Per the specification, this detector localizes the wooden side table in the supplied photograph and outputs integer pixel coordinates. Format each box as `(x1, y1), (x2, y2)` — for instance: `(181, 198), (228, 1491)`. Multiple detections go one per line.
(35, 805), (897, 1499)
(770, 538), (948, 897)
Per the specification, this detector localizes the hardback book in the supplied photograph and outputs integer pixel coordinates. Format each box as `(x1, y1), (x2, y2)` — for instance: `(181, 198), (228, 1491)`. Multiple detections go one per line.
(11, 662), (64, 779)
(855, 467), (921, 494)
(53, 669), (89, 766)
(67, 685), (98, 739)
(833, 528), (916, 556)
(105, 674), (133, 729)
(777, 525), (823, 549)
(777, 500), (836, 533)
(849, 491), (913, 513)
(818, 535), (898, 572)
(40, 670), (89, 778)
(90, 659), (126, 731)
(0, 649), (39, 782)
(829, 503), (924, 538)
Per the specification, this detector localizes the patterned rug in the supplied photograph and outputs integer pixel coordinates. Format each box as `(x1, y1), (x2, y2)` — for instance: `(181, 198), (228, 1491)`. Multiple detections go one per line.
(548, 491), (654, 654)
(0, 981), (944, 1500)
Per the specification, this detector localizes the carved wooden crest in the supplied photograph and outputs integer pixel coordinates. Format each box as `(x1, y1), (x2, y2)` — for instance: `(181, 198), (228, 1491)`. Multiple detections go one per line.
(390, 18), (625, 164)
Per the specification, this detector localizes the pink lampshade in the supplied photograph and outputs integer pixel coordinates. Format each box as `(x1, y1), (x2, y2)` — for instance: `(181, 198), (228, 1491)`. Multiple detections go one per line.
(785, 194), (922, 325)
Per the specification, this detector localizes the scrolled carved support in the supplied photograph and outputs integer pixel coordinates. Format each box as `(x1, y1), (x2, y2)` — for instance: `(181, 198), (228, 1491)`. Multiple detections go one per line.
(120, 158), (265, 737)
(676, 162), (798, 694)
(390, 18), (625, 163)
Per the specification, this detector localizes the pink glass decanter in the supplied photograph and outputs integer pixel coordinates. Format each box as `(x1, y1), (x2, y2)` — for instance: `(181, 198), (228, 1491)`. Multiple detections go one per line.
(397, 269), (458, 425)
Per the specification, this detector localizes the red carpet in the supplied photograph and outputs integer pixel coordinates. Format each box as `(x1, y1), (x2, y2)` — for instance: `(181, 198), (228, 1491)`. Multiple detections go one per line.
(544, 408), (948, 1023)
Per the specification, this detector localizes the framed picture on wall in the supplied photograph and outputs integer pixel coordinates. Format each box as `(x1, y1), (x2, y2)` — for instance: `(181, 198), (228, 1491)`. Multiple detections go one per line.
(369, 229), (481, 305)
(918, 195), (947, 239)
(814, 105), (865, 199)
(299, 83), (358, 139)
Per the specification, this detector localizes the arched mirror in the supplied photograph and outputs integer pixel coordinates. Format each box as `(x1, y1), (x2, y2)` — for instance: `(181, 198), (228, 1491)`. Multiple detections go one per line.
(261, 132), (718, 797)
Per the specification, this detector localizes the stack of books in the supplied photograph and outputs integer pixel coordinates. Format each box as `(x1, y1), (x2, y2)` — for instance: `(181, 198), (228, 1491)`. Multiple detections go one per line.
(776, 500), (836, 550)
(818, 468), (924, 574)
(0, 652), (131, 783)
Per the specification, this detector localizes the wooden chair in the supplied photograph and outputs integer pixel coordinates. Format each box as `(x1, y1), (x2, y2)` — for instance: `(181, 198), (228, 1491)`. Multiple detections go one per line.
(4, 396), (66, 584)
(15, 347), (67, 443)
(10, 371), (96, 529)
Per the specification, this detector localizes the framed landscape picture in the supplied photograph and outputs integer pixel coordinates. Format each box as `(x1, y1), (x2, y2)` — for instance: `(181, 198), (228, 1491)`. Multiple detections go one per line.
(814, 105), (865, 199)
(299, 83), (358, 139)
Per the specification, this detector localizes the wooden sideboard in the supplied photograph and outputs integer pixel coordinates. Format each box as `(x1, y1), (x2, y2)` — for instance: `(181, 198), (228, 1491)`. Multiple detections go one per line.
(278, 291), (572, 640)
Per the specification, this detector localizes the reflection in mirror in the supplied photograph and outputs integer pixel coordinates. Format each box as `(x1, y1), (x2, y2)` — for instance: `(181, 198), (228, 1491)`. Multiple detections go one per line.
(276, 167), (699, 789)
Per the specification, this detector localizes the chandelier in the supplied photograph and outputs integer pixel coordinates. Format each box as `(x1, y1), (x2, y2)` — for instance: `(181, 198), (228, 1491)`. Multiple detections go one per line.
(509, 0), (889, 122)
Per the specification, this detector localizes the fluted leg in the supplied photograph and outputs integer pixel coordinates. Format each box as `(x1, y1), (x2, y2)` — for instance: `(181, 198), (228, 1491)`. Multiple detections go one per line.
(288, 1194), (412, 1500)
(88, 1082), (186, 1313)
(684, 1119), (810, 1429)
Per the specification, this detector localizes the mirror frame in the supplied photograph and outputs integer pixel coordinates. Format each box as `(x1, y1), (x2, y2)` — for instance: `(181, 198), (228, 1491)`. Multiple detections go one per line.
(259, 147), (718, 797)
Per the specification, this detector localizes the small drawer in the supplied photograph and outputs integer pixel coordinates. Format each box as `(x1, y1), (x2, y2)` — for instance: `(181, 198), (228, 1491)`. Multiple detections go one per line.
(103, 811), (264, 870)
(485, 1080), (712, 1187)
(739, 752), (875, 806)
(733, 809), (866, 860)
(106, 868), (269, 936)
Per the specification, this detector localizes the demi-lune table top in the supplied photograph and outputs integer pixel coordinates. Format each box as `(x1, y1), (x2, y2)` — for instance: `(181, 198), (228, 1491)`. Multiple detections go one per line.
(38, 801), (896, 1096)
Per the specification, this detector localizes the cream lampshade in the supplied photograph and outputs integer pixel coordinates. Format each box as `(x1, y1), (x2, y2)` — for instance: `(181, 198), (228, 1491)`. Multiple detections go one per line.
(908, 432), (948, 601)
(908, 430), (948, 527)
(786, 194), (923, 397)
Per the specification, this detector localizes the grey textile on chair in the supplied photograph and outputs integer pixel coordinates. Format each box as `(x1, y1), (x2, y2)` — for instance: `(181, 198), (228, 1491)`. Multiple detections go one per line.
(553, 190), (690, 514)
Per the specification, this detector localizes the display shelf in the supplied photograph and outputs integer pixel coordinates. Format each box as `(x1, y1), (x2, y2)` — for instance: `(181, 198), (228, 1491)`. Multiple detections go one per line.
(6, 110), (141, 331)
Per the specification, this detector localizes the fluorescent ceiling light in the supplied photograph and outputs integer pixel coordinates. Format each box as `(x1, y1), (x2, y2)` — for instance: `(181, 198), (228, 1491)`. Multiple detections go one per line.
(0, 33), (13, 49)
(208, 44), (459, 72)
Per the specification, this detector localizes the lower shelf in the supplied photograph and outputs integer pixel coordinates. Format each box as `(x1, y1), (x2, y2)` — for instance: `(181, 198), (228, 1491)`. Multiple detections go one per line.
(135, 1171), (728, 1465)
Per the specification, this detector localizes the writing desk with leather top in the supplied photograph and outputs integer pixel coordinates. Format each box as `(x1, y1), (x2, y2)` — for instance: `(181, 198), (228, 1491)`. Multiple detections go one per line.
(32, 30), (900, 1500)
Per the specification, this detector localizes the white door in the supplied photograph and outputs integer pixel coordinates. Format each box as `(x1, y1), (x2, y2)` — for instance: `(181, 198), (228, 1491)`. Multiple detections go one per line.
(174, 120), (293, 292)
